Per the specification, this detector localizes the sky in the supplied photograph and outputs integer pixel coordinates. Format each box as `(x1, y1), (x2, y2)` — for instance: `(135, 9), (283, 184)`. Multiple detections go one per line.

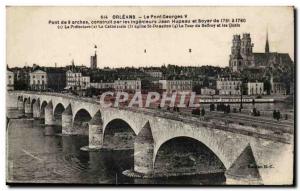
(6, 6), (294, 68)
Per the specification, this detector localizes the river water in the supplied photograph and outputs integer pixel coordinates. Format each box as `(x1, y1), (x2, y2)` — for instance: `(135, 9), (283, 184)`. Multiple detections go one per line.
(6, 109), (226, 185)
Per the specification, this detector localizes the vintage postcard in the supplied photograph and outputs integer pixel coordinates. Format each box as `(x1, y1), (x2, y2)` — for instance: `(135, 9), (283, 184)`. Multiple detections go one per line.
(6, 6), (295, 185)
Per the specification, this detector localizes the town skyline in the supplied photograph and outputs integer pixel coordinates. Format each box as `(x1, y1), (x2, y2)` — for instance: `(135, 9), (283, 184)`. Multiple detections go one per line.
(6, 6), (295, 186)
(7, 6), (294, 68)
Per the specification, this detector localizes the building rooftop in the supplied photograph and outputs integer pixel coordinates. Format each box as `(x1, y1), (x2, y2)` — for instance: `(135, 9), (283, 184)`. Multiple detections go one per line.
(253, 52), (293, 68)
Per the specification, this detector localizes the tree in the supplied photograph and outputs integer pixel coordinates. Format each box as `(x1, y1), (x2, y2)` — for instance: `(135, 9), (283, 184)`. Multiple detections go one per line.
(192, 84), (202, 95)
(86, 87), (97, 97)
(203, 77), (210, 87)
(14, 80), (29, 90)
(141, 79), (151, 91)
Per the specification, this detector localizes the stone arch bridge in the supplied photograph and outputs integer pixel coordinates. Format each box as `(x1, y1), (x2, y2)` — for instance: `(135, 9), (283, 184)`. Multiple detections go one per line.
(9, 91), (293, 185)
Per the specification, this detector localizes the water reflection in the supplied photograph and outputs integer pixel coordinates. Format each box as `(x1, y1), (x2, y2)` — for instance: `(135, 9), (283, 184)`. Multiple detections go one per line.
(7, 109), (226, 185)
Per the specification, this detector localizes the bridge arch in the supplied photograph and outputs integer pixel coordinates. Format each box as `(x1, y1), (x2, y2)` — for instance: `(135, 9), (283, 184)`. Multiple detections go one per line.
(31, 98), (37, 108)
(72, 104), (98, 121)
(102, 109), (143, 136)
(73, 108), (92, 135)
(153, 136), (226, 176)
(153, 131), (231, 169)
(40, 100), (48, 117)
(53, 103), (65, 126)
(103, 118), (136, 150)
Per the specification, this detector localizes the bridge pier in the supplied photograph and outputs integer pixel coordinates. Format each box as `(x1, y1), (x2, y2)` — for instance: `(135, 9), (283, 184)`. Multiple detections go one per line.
(33, 99), (41, 119)
(17, 97), (24, 112)
(88, 111), (103, 149)
(81, 111), (103, 151)
(225, 144), (263, 185)
(130, 121), (154, 177)
(62, 104), (73, 135)
(45, 101), (55, 126)
(24, 98), (33, 117)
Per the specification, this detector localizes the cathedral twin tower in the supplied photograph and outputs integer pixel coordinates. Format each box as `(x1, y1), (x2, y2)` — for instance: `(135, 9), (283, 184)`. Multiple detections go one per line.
(229, 32), (270, 72)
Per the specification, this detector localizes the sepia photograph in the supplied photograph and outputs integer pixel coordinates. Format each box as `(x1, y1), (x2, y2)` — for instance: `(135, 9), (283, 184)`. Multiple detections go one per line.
(5, 6), (295, 186)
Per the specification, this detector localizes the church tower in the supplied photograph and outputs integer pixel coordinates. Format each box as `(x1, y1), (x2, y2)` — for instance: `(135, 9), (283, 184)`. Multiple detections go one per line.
(90, 45), (97, 69)
(229, 34), (243, 72)
(240, 33), (255, 68)
(241, 33), (253, 57)
(265, 31), (270, 53)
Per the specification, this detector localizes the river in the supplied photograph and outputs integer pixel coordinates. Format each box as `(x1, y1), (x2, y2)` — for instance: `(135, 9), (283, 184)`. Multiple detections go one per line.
(6, 109), (226, 185)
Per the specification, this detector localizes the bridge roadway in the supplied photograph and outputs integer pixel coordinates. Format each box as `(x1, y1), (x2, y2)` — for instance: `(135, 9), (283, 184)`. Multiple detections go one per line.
(205, 112), (293, 134)
(8, 91), (294, 185)
(123, 107), (293, 144)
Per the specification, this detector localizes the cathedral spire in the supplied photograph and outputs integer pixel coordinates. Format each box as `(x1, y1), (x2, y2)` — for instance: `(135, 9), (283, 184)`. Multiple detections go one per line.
(265, 30), (270, 53)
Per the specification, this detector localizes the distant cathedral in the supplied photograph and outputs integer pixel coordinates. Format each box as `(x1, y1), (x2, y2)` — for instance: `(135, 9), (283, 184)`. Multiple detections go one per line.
(229, 32), (293, 72)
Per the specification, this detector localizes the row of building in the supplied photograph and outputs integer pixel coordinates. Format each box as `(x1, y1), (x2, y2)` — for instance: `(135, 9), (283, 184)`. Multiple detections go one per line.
(7, 66), (286, 96)
(160, 76), (286, 95)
